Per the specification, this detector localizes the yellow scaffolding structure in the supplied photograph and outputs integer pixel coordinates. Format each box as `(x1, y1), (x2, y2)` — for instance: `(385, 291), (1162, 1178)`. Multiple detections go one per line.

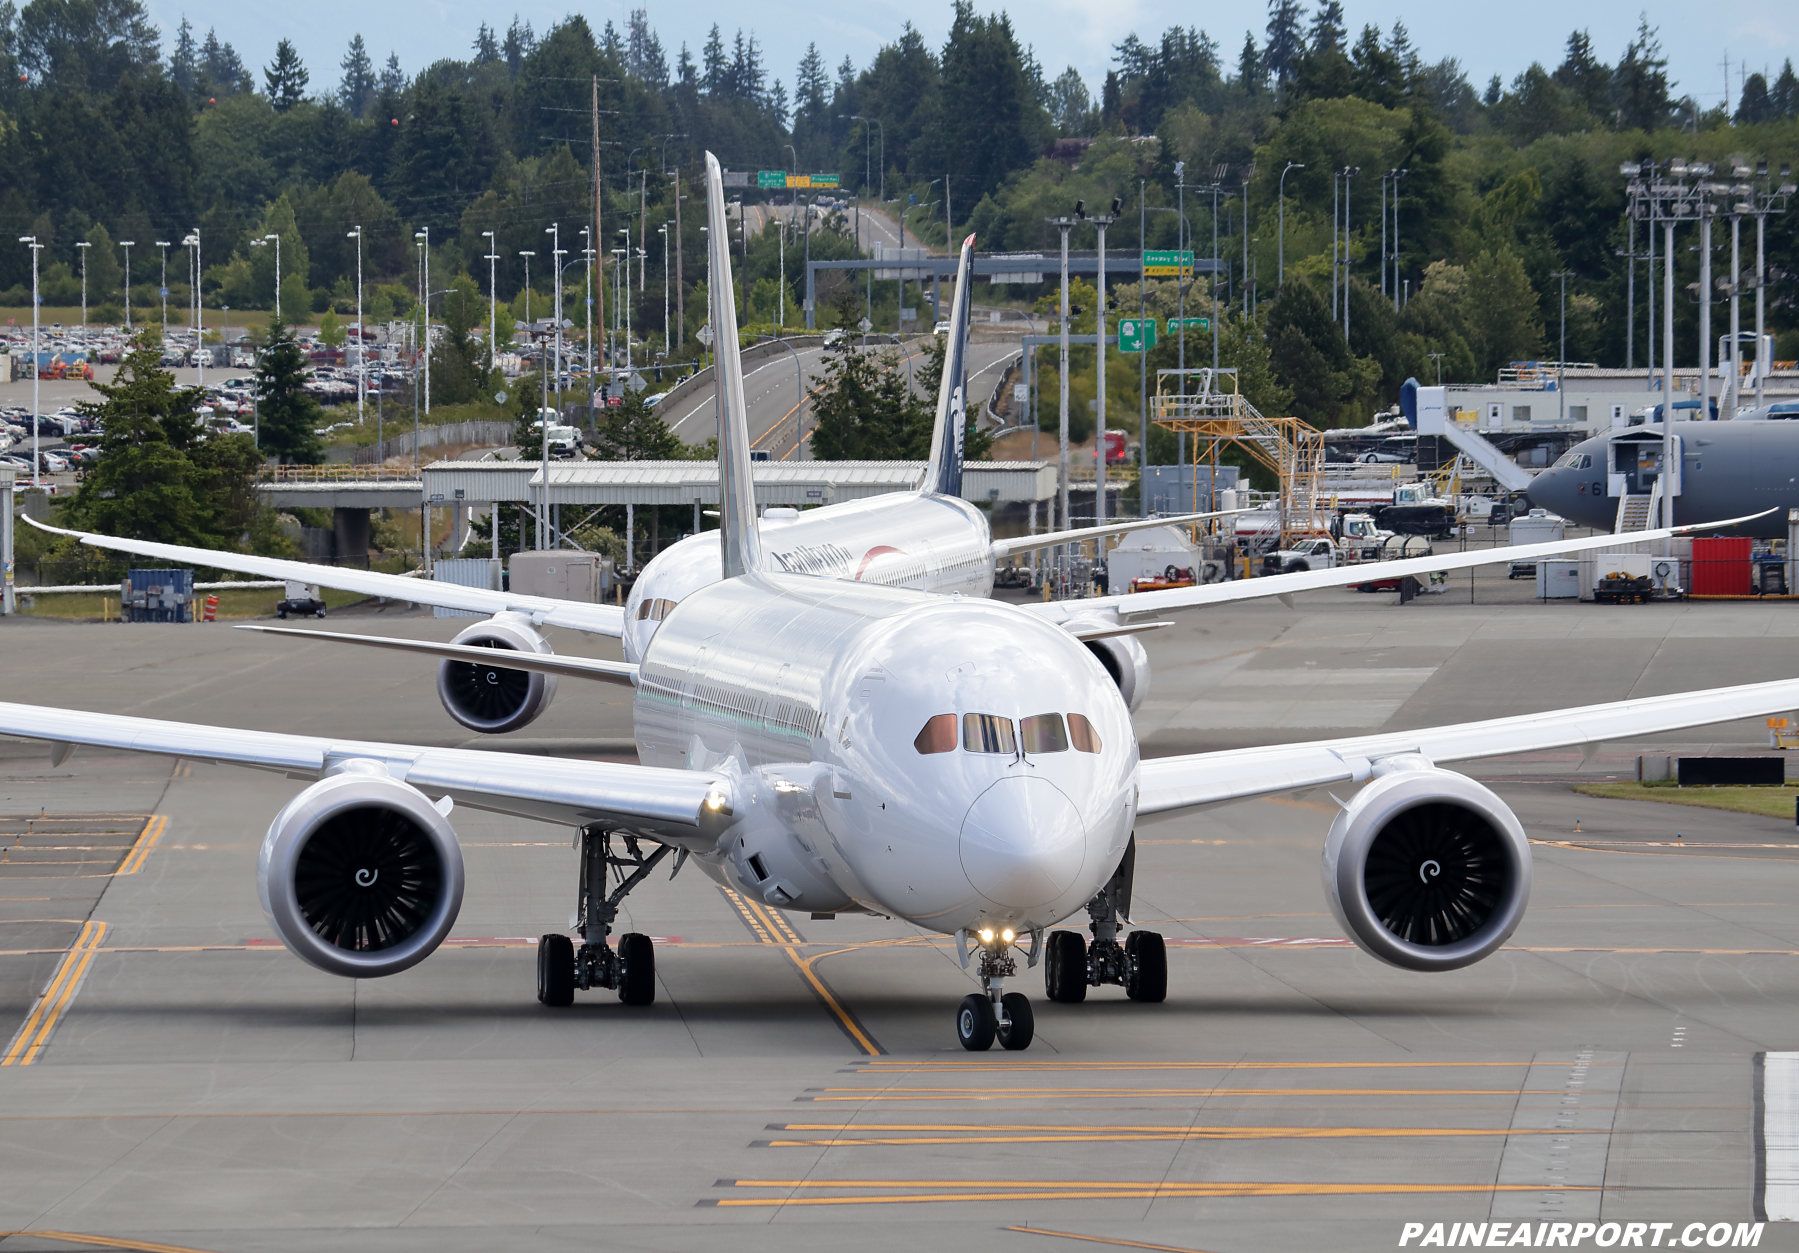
(1150, 369), (1331, 544)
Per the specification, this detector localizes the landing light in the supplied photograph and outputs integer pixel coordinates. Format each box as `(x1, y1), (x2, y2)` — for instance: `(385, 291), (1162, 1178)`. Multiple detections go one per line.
(978, 928), (995, 944)
(1001, 928), (1016, 943)
(704, 787), (733, 816)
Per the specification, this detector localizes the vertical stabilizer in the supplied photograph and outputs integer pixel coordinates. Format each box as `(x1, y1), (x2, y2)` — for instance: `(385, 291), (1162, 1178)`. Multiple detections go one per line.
(704, 153), (763, 578)
(923, 234), (976, 498)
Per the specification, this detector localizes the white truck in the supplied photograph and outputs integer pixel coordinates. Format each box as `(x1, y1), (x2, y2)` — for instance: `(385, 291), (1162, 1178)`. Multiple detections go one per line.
(1274, 537), (1339, 572)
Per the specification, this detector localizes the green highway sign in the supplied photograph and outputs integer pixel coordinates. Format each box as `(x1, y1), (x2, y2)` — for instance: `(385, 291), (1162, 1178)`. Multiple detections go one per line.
(1142, 250), (1194, 276)
(811, 173), (840, 187)
(1116, 317), (1158, 352)
(758, 170), (788, 189)
(1169, 316), (1211, 333)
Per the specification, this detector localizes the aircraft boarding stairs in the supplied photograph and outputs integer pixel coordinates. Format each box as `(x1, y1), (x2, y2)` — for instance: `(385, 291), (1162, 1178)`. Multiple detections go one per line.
(1613, 479), (1662, 534)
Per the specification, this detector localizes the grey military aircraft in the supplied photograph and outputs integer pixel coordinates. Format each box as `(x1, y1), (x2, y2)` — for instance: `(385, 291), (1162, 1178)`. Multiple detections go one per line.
(1527, 408), (1799, 538)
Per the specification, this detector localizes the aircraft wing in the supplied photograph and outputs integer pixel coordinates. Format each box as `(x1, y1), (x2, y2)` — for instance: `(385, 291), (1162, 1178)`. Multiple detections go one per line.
(24, 516), (628, 637)
(0, 700), (723, 840)
(1137, 674), (1799, 814)
(1024, 510), (1773, 625)
(991, 510), (1246, 559)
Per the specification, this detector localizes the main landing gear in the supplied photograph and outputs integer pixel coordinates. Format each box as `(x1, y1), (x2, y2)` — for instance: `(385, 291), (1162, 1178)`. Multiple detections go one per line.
(538, 826), (676, 1008)
(1044, 838), (1167, 1005)
(956, 926), (1035, 1052)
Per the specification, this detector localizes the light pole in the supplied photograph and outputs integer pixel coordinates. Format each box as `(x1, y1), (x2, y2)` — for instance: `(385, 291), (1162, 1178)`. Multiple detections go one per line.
(1389, 168), (1407, 312)
(119, 240), (134, 331)
(1045, 212), (1079, 542)
(1092, 205), (1116, 530)
(1240, 170), (1251, 318)
(75, 241), (89, 328)
(544, 223), (564, 392)
(347, 226), (364, 420)
(842, 114), (884, 202)
(1209, 167), (1224, 372)
(1551, 270), (1573, 423)
(580, 226), (592, 421)
(482, 230), (499, 377)
(659, 223), (670, 357)
(518, 250), (535, 328)
(155, 241), (170, 345)
(1278, 161), (1303, 287)
(183, 232), (200, 388)
(416, 228), (431, 415)
(18, 235), (41, 487)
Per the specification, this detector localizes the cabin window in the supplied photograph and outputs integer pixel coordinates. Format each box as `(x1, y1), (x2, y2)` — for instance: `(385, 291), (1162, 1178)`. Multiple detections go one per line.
(636, 598), (678, 621)
(1068, 713), (1102, 754)
(913, 714), (958, 755)
(1020, 713), (1069, 753)
(962, 713), (1017, 755)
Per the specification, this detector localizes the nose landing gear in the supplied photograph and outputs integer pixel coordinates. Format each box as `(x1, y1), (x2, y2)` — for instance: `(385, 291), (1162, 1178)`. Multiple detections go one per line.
(537, 826), (672, 1008)
(955, 928), (1036, 1051)
(1044, 837), (1166, 1004)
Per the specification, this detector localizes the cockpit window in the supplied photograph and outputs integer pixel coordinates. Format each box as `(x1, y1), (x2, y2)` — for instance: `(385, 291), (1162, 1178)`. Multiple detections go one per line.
(1020, 713), (1069, 753)
(1068, 713), (1102, 754)
(962, 713), (1017, 755)
(913, 713), (958, 755)
(636, 598), (678, 621)
(1552, 452), (1591, 469)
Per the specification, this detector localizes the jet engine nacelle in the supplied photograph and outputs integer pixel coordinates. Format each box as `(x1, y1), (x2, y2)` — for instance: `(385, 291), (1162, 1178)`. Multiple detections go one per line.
(1072, 625), (1150, 714)
(1321, 761), (1531, 972)
(258, 767), (465, 978)
(435, 614), (558, 734)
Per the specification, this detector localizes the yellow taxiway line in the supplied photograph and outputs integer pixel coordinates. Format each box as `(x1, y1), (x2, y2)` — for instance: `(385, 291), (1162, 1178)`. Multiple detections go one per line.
(760, 1124), (1599, 1148)
(1002, 1227), (1219, 1253)
(706, 1180), (1598, 1207)
(2, 919), (107, 1066)
(722, 889), (883, 1056)
(116, 814), (167, 875)
(0, 1231), (224, 1253)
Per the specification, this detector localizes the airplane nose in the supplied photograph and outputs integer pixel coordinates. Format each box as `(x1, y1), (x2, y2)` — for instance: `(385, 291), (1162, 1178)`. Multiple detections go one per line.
(960, 777), (1087, 910)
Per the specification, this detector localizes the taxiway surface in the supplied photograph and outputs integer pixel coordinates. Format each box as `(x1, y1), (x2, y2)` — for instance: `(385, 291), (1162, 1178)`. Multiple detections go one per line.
(2, 589), (1797, 1252)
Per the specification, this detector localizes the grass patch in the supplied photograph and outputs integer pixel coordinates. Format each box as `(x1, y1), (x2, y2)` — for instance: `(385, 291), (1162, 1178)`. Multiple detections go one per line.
(18, 581), (399, 622)
(1573, 780), (1799, 820)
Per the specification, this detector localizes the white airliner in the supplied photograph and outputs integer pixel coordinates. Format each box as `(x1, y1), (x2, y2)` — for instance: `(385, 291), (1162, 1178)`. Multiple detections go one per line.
(6, 155), (1790, 1051)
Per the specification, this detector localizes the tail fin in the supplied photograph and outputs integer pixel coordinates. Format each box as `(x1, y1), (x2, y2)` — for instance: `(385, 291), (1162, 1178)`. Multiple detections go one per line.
(704, 152), (763, 579)
(923, 233), (976, 498)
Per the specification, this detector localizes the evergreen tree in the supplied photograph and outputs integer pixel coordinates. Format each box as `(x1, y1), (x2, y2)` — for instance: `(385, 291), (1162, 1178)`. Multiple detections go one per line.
(170, 16), (197, 94)
(796, 43), (828, 118)
(472, 23), (500, 66)
(255, 317), (325, 464)
(264, 38), (308, 111)
(427, 278), (493, 405)
(1771, 60), (1797, 119)
(1263, 0), (1305, 86)
(84, 221), (121, 304)
(626, 9), (666, 85)
(1612, 17), (1670, 132)
(378, 51), (404, 96)
(702, 26), (727, 94)
(338, 34), (375, 118)
(503, 16), (534, 78)
(586, 387), (685, 460)
(64, 330), (266, 548)
(1553, 30), (1611, 116)
(1389, 21), (1419, 81)
(1735, 73), (1771, 125)
(1308, 2), (1345, 55)
(1049, 67), (1092, 134)
(200, 27), (250, 95)
(1235, 33), (1263, 95)
(926, 2), (1050, 207)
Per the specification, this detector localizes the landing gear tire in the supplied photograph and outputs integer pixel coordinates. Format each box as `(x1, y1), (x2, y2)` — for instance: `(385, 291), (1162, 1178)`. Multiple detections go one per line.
(997, 992), (1034, 1050)
(1045, 930), (1088, 1003)
(956, 993), (996, 1051)
(537, 933), (574, 1006)
(616, 932), (656, 1006)
(1126, 931), (1167, 1003)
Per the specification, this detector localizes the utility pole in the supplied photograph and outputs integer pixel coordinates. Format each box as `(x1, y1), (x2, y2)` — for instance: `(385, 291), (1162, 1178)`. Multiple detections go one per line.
(592, 75), (606, 375)
(483, 230), (499, 380)
(416, 227), (431, 415)
(1698, 183), (1714, 422)
(1390, 169), (1406, 312)
(673, 167), (684, 353)
(75, 241), (88, 327)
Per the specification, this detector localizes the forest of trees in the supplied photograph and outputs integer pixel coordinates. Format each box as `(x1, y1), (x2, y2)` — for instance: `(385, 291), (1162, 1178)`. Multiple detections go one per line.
(0, 0), (1794, 427)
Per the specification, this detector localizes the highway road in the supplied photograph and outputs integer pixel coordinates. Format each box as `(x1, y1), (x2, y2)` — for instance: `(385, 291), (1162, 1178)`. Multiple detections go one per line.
(661, 336), (1020, 461)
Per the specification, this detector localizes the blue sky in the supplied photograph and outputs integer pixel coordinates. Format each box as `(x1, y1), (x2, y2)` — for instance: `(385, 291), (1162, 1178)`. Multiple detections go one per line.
(145, 2), (1786, 118)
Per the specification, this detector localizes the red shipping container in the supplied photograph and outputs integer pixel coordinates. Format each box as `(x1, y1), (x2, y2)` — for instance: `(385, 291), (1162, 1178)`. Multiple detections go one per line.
(1691, 536), (1751, 595)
